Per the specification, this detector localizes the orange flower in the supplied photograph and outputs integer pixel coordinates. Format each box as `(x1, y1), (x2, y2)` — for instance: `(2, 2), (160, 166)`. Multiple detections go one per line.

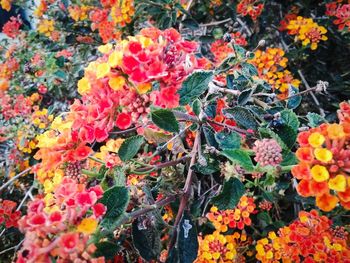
(296, 147), (314, 163)
(316, 193), (339, 212)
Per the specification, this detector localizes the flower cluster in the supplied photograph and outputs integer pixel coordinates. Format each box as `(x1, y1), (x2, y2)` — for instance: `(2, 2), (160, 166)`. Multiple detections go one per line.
(287, 16), (328, 50)
(2, 16), (22, 39)
(207, 196), (256, 231)
(326, 1), (350, 31)
(292, 102), (350, 211)
(0, 0), (12, 11)
(236, 0), (264, 20)
(0, 200), (21, 228)
(255, 210), (350, 262)
(210, 32), (247, 63)
(195, 231), (248, 263)
(16, 177), (106, 262)
(253, 139), (282, 167)
(249, 48), (300, 98)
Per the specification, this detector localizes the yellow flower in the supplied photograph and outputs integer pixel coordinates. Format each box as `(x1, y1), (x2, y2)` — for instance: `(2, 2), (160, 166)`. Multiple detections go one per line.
(98, 43), (113, 54)
(311, 165), (329, 182)
(108, 51), (123, 67)
(37, 19), (55, 37)
(77, 77), (91, 95)
(327, 123), (345, 140)
(108, 76), (125, 91)
(77, 217), (98, 234)
(308, 132), (325, 147)
(96, 63), (110, 79)
(314, 148), (333, 163)
(328, 174), (346, 192)
(136, 83), (152, 94)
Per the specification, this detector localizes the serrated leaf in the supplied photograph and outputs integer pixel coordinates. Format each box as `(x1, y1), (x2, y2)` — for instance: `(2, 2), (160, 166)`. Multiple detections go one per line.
(274, 125), (297, 149)
(132, 218), (161, 261)
(100, 186), (129, 226)
(238, 88), (253, 105)
(223, 107), (258, 130)
(193, 156), (220, 175)
(178, 71), (214, 105)
(151, 109), (179, 132)
(192, 99), (202, 116)
(307, 112), (326, 127)
(281, 151), (297, 166)
(202, 125), (218, 148)
(280, 109), (300, 132)
(241, 62), (258, 77)
(221, 149), (254, 171)
(211, 178), (245, 210)
(94, 242), (120, 259)
(215, 131), (241, 150)
(287, 86), (301, 109)
(118, 135), (144, 161)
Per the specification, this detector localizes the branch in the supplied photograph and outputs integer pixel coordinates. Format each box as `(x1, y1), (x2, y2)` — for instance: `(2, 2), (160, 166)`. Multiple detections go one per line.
(168, 131), (200, 251)
(132, 156), (191, 173)
(0, 167), (31, 192)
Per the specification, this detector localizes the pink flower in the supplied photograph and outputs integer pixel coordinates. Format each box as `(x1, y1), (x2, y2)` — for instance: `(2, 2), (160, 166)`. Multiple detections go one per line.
(60, 232), (79, 252)
(92, 203), (106, 218)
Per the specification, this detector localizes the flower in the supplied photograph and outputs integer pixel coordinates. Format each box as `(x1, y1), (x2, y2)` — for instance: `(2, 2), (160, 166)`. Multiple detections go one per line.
(253, 139), (282, 167)
(287, 16), (328, 50)
(37, 19), (55, 37)
(237, 0), (264, 20)
(2, 16), (22, 38)
(326, 2), (350, 31)
(77, 217), (98, 234)
(116, 112), (132, 130)
(206, 196), (256, 231)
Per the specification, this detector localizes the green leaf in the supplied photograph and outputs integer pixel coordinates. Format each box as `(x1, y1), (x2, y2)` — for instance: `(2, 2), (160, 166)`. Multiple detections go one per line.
(118, 135), (144, 161)
(215, 131), (241, 150)
(241, 62), (258, 77)
(237, 88), (253, 105)
(151, 109), (179, 133)
(193, 156), (220, 175)
(211, 178), (245, 210)
(287, 86), (302, 109)
(100, 186), (129, 227)
(192, 99), (202, 116)
(132, 217), (161, 261)
(307, 112), (326, 127)
(274, 125), (297, 149)
(221, 149), (254, 171)
(178, 71), (213, 105)
(280, 109), (300, 132)
(223, 107), (258, 130)
(54, 70), (66, 80)
(94, 242), (120, 259)
(202, 125), (218, 148)
(177, 213), (199, 263)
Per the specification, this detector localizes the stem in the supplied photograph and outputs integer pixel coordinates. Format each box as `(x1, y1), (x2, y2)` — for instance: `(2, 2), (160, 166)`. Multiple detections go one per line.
(297, 70), (325, 117)
(109, 125), (140, 135)
(81, 169), (100, 177)
(119, 195), (177, 225)
(0, 167), (31, 192)
(168, 131), (200, 251)
(173, 110), (199, 123)
(131, 156), (190, 174)
(88, 156), (105, 165)
(200, 18), (232, 27)
(279, 165), (295, 173)
(207, 119), (253, 135)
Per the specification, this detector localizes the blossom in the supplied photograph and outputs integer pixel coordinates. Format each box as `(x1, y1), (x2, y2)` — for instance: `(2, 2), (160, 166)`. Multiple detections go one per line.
(2, 16), (22, 38)
(287, 16), (328, 50)
(37, 19), (55, 37)
(292, 106), (350, 211)
(255, 210), (350, 262)
(237, 0), (264, 20)
(116, 112), (132, 130)
(253, 139), (282, 167)
(206, 196), (256, 231)
(326, 2), (350, 31)
(77, 217), (98, 234)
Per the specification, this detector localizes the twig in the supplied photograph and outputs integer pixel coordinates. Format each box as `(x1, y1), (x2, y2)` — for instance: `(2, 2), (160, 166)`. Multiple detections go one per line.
(109, 125), (141, 135)
(236, 17), (253, 37)
(0, 167), (31, 192)
(297, 70), (325, 117)
(168, 131), (200, 251)
(132, 156), (190, 174)
(17, 185), (35, 211)
(207, 119), (253, 136)
(200, 18), (232, 27)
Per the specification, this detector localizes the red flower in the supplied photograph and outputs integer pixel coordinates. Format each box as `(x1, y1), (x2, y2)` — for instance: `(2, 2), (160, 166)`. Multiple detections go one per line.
(116, 112), (132, 130)
(60, 232), (79, 252)
(2, 16), (22, 38)
(94, 127), (109, 142)
(76, 191), (97, 207)
(93, 203), (106, 218)
(73, 145), (92, 161)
